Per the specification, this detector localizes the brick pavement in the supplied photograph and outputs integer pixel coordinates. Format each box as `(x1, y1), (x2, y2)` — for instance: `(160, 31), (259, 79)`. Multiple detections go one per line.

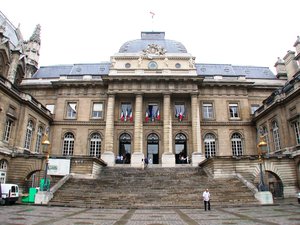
(0, 201), (299, 225)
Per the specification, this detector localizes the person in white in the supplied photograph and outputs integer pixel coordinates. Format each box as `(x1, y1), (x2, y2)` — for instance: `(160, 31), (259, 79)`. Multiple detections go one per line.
(202, 189), (211, 211)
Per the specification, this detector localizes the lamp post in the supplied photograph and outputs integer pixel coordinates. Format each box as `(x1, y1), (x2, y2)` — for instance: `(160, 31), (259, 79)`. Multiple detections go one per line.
(257, 135), (267, 191)
(41, 133), (50, 191)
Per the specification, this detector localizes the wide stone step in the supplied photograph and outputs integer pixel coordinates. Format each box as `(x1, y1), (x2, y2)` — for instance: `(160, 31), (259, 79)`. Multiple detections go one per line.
(50, 167), (258, 208)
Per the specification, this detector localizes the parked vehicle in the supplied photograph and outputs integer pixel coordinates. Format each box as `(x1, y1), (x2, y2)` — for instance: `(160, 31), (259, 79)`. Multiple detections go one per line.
(298, 192), (300, 204)
(0, 183), (19, 205)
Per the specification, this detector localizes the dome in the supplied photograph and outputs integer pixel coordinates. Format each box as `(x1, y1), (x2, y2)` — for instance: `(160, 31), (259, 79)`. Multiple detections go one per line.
(119, 32), (187, 54)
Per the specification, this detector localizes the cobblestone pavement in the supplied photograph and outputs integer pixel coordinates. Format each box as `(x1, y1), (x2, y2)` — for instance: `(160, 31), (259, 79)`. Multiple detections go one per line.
(1, 201), (299, 225)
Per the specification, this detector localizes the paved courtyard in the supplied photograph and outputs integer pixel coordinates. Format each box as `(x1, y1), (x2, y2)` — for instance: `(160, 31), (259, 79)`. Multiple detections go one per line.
(0, 201), (299, 225)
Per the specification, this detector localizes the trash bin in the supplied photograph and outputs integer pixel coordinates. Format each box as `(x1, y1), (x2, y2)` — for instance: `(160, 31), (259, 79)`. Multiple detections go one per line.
(22, 187), (38, 203)
(40, 178), (50, 191)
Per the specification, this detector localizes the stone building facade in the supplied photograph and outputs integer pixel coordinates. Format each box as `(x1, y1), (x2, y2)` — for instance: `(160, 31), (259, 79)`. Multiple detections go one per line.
(0, 11), (299, 197)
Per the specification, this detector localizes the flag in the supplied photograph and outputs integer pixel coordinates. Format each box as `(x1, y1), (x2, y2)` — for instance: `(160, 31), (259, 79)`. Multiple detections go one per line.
(179, 107), (183, 121)
(120, 110), (124, 121)
(150, 11), (155, 19)
(145, 111), (149, 122)
(175, 107), (179, 118)
(125, 108), (129, 121)
(156, 108), (160, 120)
(129, 109), (133, 122)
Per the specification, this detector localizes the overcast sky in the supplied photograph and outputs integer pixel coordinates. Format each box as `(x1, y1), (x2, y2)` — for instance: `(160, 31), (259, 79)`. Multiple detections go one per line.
(1, 0), (299, 73)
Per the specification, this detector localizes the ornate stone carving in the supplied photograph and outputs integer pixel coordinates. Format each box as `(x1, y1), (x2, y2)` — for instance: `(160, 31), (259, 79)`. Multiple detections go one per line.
(143, 44), (167, 58)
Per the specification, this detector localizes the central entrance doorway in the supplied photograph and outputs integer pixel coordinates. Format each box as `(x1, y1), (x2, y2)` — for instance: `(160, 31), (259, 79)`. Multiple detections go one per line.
(119, 133), (131, 164)
(147, 133), (159, 164)
(175, 133), (187, 164)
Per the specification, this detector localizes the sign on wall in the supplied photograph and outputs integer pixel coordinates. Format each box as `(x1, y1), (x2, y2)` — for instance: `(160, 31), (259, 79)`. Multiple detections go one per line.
(48, 158), (70, 176)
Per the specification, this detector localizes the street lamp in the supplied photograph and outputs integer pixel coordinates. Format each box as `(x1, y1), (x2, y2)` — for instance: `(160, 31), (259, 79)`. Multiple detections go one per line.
(257, 135), (267, 191)
(41, 133), (50, 191)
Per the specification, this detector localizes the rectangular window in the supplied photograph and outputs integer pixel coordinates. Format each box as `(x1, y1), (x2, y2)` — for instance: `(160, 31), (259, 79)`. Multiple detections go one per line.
(293, 121), (300, 145)
(229, 103), (239, 118)
(202, 103), (213, 119)
(3, 119), (13, 142)
(120, 103), (132, 122)
(66, 102), (77, 119)
(175, 103), (185, 121)
(250, 104), (260, 115)
(92, 103), (103, 119)
(46, 104), (55, 114)
(146, 103), (159, 122)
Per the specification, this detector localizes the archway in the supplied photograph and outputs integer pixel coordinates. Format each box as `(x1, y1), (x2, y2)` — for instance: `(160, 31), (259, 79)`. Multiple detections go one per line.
(255, 171), (284, 199)
(175, 133), (187, 164)
(147, 133), (159, 164)
(119, 133), (131, 164)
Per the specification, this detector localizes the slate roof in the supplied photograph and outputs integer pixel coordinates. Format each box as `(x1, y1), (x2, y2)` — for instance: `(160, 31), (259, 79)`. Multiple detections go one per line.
(119, 32), (187, 54)
(196, 64), (275, 79)
(0, 11), (20, 49)
(32, 63), (110, 78)
(32, 63), (276, 79)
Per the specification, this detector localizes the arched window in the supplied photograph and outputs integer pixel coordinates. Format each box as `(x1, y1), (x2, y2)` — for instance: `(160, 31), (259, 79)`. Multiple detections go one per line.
(24, 120), (34, 150)
(62, 132), (74, 156)
(204, 133), (216, 158)
(231, 133), (243, 156)
(34, 127), (43, 153)
(272, 121), (281, 151)
(89, 133), (101, 158)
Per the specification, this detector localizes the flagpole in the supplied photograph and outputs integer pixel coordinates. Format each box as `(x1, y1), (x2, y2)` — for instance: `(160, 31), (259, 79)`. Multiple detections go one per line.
(150, 11), (155, 31)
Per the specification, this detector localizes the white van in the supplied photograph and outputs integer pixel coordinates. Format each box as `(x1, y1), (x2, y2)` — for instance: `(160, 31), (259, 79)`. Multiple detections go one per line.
(0, 183), (19, 205)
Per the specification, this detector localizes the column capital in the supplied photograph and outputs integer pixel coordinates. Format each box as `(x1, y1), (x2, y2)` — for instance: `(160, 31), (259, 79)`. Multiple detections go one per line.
(190, 92), (199, 97)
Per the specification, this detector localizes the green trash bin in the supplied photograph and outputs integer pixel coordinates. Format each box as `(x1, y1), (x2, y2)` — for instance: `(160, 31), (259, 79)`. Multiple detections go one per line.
(40, 178), (50, 191)
(28, 188), (37, 203)
(21, 187), (38, 203)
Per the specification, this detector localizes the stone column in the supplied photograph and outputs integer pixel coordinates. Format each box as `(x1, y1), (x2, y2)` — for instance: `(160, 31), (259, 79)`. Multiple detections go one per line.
(102, 94), (115, 166)
(162, 93), (175, 167)
(131, 94), (144, 167)
(191, 94), (205, 166)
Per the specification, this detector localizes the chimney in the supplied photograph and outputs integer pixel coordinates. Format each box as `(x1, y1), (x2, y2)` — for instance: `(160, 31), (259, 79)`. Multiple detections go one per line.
(274, 57), (287, 80)
(283, 50), (299, 80)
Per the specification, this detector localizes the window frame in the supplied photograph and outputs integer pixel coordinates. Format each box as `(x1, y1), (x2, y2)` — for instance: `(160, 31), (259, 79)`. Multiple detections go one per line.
(202, 102), (214, 120)
(62, 132), (75, 156)
(46, 104), (55, 114)
(24, 120), (34, 150)
(204, 133), (217, 158)
(174, 102), (186, 121)
(231, 132), (243, 156)
(65, 101), (78, 119)
(3, 118), (13, 143)
(293, 120), (300, 145)
(34, 126), (43, 153)
(228, 103), (240, 120)
(120, 102), (132, 122)
(91, 102), (104, 119)
(89, 133), (102, 158)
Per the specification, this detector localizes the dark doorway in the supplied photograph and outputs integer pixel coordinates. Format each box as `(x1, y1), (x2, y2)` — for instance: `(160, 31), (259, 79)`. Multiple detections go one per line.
(118, 133), (131, 164)
(175, 133), (187, 164)
(147, 133), (159, 164)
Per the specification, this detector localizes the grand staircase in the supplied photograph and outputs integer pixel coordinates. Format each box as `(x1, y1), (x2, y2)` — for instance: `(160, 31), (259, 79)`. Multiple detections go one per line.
(49, 167), (258, 208)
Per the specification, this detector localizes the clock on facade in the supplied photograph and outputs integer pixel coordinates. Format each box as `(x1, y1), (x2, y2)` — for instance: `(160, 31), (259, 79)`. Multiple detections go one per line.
(148, 61), (158, 69)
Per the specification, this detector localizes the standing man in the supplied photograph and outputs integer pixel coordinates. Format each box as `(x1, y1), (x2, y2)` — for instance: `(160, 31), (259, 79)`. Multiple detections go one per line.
(202, 189), (211, 211)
